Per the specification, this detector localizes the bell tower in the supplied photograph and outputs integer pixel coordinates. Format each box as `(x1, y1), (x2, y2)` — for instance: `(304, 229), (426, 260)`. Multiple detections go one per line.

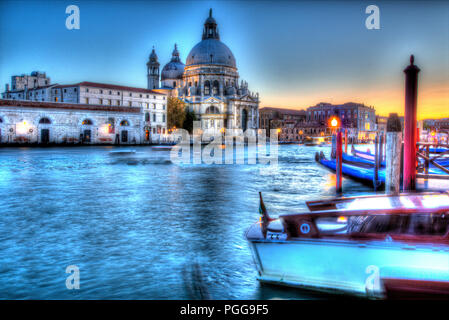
(147, 47), (160, 89)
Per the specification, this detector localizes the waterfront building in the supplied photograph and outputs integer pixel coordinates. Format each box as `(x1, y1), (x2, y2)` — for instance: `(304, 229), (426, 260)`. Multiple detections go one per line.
(149, 9), (259, 134)
(0, 99), (143, 144)
(2, 76), (168, 143)
(434, 118), (449, 133)
(376, 115), (388, 134)
(304, 102), (377, 143)
(259, 107), (307, 142)
(259, 103), (377, 143)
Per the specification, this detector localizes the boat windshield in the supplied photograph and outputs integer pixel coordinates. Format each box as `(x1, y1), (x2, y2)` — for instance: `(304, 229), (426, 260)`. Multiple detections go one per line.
(316, 213), (449, 237)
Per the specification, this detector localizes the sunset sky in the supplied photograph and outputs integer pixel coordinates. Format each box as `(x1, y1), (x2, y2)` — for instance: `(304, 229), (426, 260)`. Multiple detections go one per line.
(0, 0), (448, 119)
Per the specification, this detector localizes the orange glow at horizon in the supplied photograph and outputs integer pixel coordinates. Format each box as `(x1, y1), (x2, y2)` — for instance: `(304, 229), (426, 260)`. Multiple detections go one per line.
(260, 83), (449, 120)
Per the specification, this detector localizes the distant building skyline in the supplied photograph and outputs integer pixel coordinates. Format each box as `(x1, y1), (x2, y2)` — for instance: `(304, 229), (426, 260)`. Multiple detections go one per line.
(1, 0), (448, 120)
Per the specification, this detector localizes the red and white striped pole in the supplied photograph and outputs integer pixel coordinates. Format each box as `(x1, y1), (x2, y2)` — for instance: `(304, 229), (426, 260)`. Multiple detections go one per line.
(336, 130), (343, 193)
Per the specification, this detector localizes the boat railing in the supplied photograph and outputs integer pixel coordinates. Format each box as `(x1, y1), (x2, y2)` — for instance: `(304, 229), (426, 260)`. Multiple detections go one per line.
(417, 142), (449, 180)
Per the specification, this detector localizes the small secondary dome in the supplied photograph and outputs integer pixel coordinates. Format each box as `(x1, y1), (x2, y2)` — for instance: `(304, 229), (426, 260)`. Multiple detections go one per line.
(161, 44), (185, 80)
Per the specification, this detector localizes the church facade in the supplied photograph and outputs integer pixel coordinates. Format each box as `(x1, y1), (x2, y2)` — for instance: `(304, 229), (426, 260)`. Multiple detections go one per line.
(147, 9), (259, 135)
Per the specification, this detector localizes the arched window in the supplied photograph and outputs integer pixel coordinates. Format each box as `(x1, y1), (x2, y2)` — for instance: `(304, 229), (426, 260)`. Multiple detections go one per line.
(212, 80), (219, 96)
(204, 81), (210, 95)
(205, 106), (219, 114)
(120, 120), (130, 126)
(0, 117), (3, 123)
(82, 119), (93, 125)
(241, 109), (248, 132)
(39, 117), (51, 124)
(173, 81), (177, 88)
(145, 113), (150, 122)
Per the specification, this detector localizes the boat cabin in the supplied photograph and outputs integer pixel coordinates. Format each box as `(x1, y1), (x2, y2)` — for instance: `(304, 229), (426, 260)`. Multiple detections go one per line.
(268, 192), (449, 244)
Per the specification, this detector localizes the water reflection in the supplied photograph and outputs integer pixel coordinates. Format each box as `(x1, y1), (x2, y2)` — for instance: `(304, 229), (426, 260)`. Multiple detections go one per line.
(0, 145), (374, 299)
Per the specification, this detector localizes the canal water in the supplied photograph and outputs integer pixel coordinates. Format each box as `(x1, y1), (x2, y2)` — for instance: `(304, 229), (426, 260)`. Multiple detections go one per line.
(0, 144), (375, 299)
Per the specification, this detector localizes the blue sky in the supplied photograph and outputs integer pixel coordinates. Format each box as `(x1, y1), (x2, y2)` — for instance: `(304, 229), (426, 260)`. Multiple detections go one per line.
(0, 0), (448, 118)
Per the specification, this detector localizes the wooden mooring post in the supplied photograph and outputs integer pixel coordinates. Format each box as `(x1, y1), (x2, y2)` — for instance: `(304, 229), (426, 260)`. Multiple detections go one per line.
(373, 132), (384, 191)
(403, 55), (420, 191)
(385, 113), (403, 193)
(344, 129), (348, 154)
(331, 134), (336, 159)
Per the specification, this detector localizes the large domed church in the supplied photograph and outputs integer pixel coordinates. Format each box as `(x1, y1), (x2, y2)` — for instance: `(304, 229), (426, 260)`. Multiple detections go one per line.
(147, 9), (259, 134)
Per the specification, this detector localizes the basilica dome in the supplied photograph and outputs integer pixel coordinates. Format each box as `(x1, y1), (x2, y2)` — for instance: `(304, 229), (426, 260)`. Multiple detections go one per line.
(186, 39), (236, 68)
(185, 9), (236, 69)
(161, 44), (185, 81)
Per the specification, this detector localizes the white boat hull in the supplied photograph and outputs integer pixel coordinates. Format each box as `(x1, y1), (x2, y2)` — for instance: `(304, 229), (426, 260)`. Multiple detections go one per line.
(248, 237), (449, 298)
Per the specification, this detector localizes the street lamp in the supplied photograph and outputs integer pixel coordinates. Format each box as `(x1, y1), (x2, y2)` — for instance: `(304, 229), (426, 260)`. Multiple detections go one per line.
(331, 117), (339, 128)
(330, 116), (340, 134)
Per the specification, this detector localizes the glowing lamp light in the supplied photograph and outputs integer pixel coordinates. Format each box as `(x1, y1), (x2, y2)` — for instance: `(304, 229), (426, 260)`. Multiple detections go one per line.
(16, 121), (31, 135)
(276, 128), (281, 133)
(331, 117), (338, 128)
(431, 131), (436, 137)
(100, 125), (110, 135)
(337, 216), (348, 223)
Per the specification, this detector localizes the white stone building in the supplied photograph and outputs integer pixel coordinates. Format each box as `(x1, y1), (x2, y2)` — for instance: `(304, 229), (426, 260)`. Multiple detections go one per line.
(0, 99), (143, 144)
(2, 78), (168, 143)
(147, 9), (259, 135)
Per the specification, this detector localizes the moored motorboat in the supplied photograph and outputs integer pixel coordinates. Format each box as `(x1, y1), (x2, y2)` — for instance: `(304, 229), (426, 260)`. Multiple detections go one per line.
(304, 136), (331, 146)
(151, 145), (173, 151)
(316, 151), (385, 187)
(246, 192), (449, 299)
